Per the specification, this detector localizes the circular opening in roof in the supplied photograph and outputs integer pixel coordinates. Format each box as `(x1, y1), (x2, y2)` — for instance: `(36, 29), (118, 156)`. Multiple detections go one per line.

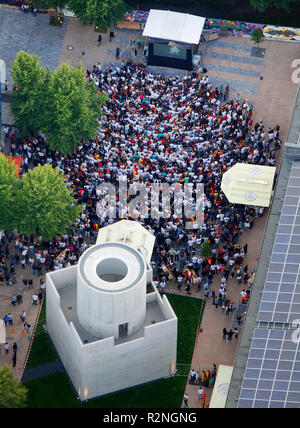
(96, 258), (128, 283)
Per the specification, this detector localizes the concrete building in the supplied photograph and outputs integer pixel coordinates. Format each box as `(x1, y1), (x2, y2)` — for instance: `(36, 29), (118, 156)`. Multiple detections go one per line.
(46, 221), (177, 401)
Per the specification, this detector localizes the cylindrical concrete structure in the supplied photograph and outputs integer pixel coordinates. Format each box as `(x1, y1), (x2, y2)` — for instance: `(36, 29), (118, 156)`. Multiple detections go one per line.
(77, 243), (146, 339)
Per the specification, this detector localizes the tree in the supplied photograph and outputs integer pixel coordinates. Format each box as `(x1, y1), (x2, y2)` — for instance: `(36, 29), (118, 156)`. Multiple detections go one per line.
(250, 0), (298, 12)
(200, 240), (212, 259)
(0, 154), (20, 232)
(14, 164), (82, 241)
(69, 0), (129, 30)
(11, 52), (107, 154)
(251, 27), (264, 54)
(28, 0), (69, 11)
(11, 51), (50, 136)
(43, 62), (107, 155)
(0, 365), (28, 408)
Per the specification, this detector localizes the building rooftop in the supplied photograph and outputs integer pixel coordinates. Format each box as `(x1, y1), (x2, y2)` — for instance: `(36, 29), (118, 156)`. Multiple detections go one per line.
(56, 279), (167, 346)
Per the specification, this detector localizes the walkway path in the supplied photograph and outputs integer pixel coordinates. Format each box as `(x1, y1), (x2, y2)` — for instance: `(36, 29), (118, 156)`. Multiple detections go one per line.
(0, 254), (46, 381)
(177, 214), (268, 408)
(21, 360), (63, 382)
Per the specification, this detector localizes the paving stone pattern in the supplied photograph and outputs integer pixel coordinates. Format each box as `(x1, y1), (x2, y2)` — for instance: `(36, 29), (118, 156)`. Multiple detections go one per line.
(0, 7), (69, 86)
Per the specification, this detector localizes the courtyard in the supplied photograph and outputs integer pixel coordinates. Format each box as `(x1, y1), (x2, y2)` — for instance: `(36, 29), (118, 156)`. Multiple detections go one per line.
(0, 4), (300, 409)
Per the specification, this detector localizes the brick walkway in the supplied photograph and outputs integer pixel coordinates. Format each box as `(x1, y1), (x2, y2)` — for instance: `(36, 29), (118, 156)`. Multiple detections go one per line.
(177, 214), (268, 408)
(0, 250), (45, 381)
(0, 6), (69, 87)
(57, 17), (146, 72)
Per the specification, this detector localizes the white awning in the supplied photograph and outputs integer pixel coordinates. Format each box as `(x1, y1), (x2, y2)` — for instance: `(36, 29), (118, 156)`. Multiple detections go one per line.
(142, 9), (205, 45)
(210, 365), (233, 408)
(221, 164), (276, 207)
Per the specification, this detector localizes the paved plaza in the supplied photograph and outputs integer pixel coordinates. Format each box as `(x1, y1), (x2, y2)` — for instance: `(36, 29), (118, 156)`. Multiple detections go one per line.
(0, 5), (300, 408)
(0, 7), (69, 87)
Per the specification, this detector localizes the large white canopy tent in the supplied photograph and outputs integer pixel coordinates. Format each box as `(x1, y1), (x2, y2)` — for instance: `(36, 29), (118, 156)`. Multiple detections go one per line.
(142, 9), (206, 45)
(142, 10), (205, 70)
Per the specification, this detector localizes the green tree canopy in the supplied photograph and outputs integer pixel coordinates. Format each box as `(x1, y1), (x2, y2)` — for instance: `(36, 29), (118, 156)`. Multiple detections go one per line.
(0, 365), (28, 408)
(0, 154), (20, 232)
(200, 240), (212, 259)
(11, 51), (50, 136)
(250, 0), (299, 12)
(29, 0), (69, 11)
(43, 62), (106, 154)
(251, 27), (264, 53)
(11, 53), (107, 154)
(14, 164), (82, 241)
(68, 0), (129, 30)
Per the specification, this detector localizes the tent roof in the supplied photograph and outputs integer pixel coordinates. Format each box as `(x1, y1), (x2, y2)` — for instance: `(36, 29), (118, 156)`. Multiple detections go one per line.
(209, 365), (233, 408)
(142, 9), (205, 45)
(96, 220), (155, 263)
(221, 164), (276, 207)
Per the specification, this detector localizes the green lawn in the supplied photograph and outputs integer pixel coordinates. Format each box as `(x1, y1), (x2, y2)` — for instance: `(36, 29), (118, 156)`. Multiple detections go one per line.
(25, 372), (188, 408)
(24, 293), (204, 408)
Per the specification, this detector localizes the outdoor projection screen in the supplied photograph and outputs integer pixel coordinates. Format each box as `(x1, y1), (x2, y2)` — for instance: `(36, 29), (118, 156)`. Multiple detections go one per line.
(147, 41), (192, 70)
(153, 43), (187, 60)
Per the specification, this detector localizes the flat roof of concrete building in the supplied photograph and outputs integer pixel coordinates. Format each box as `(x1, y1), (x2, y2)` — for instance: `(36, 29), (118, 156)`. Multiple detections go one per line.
(57, 281), (167, 346)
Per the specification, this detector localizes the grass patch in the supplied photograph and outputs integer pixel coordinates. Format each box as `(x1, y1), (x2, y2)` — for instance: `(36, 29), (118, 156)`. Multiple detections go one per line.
(25, 372), (188, 408)
(165, 293), (204, 364)
(24, 293), (204, 408)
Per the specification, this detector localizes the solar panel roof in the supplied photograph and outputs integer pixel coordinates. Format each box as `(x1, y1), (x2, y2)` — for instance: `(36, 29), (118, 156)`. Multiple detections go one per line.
(238, 160), (300, 408)
(238, 328), (300, 408)
(257, 161), (300, 323)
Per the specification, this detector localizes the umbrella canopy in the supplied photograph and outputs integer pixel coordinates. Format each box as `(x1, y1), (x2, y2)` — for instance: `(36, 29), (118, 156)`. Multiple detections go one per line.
(96, 220), (155, 263)
(221, 164), (276, 207)
(0, 320), (6, 344)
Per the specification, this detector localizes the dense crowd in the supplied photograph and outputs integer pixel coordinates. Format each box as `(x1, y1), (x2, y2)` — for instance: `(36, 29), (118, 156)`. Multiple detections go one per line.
(1, 62), (282, 311)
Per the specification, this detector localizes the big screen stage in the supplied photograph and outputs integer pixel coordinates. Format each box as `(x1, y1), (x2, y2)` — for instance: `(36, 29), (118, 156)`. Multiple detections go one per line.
(147, 40), (193, 70)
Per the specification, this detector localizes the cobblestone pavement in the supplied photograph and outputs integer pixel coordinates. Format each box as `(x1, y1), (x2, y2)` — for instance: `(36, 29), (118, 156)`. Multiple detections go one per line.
(0, 7), (69, 87)
(57, 17), (145, 72)
(0, 243), (45, 381)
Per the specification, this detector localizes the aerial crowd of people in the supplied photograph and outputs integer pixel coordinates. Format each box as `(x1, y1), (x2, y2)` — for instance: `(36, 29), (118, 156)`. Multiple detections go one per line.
(1, 62), (282, 335)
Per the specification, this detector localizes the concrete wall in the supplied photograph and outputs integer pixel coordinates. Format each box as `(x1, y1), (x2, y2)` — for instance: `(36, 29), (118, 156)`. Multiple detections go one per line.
(46, 273), (84, 394)
(77, 272), (147, 340)
(46, 275), (177, 401)
(78, 315), (177, 400)
(77, 243), (147, 340)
